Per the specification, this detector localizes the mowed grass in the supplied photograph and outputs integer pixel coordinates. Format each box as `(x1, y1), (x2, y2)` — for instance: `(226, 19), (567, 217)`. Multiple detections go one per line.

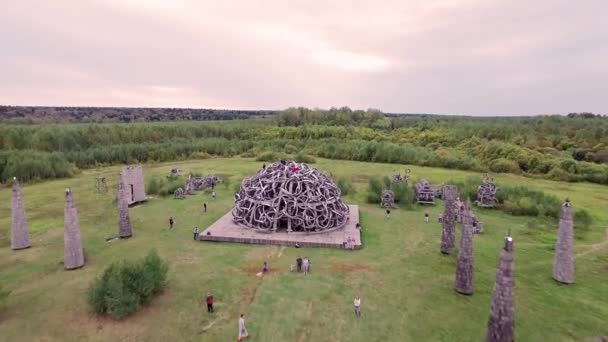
(0, 157), (607, 342)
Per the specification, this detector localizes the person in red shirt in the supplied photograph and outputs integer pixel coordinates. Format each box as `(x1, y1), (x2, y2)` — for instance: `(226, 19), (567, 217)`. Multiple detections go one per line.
(206, 293), (214, 313)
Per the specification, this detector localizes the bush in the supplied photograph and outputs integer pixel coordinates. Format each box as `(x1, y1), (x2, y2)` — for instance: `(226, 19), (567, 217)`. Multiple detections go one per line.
(366, 177), (384, 203)
(574, 209), (593, 231)
(489, 158), (521, 173)
(293, 152), (316, 164)
(146, 175), (184, 197)
(255, 151), (289, 162)
(87, 250), (168, 320)
(336, 177), (354, 196)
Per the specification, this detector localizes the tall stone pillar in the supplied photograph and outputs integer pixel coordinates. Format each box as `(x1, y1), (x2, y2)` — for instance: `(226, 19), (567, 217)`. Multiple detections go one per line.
(64, 188), (85, 270)
(11, 177), (31, 250)
(117, 172), (132, 238)
(487, 234), (515, 342)
(440, 185), (457, 254)
(455, 202), (474, 295)
(553, 200), (574, 284)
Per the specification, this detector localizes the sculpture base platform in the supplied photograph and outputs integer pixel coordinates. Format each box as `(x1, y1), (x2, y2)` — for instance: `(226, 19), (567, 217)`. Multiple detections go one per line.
(199, 205), (361, 249)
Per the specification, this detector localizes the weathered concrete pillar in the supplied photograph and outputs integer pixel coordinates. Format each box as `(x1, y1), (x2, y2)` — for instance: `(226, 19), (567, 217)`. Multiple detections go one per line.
(11, 177), (31, 250)
(440, 185), (457, 254)
(455, 202), (474, 295)
(117, 172), (133, 238)
(487, 234), (515, 342)
(553, 200), (574, 284)
(64, 188), (85, 270)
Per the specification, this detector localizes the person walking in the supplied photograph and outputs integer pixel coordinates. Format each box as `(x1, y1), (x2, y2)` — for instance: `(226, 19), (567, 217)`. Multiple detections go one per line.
(386, 208), (391, 220)
(262, 261), (269, 273)
(354, 296), (361, 318)
(211, 191), (216, 201)
(238, 314), (249, 341)
(203, 202), (207, 213)
(169, 217), (174, 229)
(296, 256), (303, 272)
(424, 212), (429, 223)
(193, 226), (200, 240)
(206, 293), (214, 313)
(303, 257), (310, 275)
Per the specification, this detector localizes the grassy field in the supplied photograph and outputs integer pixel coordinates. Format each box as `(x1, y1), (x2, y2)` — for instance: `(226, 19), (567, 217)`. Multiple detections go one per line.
(0, 157), (607, 341)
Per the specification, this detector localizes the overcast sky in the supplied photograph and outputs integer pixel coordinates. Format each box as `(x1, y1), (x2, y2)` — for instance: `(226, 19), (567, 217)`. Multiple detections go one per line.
(1, 0), (606, 115)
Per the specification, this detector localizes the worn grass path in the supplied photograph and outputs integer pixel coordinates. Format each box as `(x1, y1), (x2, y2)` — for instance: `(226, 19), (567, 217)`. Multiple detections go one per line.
(0, 158), (607, 341)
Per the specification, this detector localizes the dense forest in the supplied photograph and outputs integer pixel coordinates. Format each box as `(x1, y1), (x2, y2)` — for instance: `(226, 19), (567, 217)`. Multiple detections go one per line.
(0, 106), (277, 123)
(0, 107), (606, 185)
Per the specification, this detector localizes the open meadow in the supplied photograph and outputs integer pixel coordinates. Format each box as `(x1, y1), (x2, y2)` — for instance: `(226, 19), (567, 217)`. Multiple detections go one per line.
(1, 157), (607, 341)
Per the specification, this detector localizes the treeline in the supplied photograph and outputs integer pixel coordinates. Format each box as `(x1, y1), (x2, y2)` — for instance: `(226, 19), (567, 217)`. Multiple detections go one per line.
(0, 106), (277, 123)
(1, 108), (607, 185)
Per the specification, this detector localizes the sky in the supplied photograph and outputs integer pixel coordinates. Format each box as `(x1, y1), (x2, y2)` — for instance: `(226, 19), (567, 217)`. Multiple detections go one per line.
(1, 0), (606, 116)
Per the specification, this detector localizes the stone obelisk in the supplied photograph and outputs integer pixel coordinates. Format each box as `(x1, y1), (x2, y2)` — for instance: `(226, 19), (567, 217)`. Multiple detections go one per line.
(487, 233), (515, 342)
(117, 172), (132, 238)
(440, 185), (457, 254)
(553, 199), (574, 284)
(64, 188), (85, 270)
(11, 177), (31, 250)
(455, 202), (474, 295)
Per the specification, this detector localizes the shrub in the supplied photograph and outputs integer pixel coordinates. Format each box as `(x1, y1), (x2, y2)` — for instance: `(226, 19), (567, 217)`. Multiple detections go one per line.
(255, 151), (289, 162)
(336, 177), (354, 196)
(87, 250), (168, 320)
(574, 209), (593, 231)
(146, 175), (184, 197)
(489, 158), (521, 173)
(366, 177), (384, 203)
(293, 152), (316, 164)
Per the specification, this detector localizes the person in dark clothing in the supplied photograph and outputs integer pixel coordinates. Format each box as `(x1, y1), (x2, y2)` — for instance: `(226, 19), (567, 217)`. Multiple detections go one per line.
(206, 293), (214, 313)
(386, 209), (391, 220)
(262, 261), (269, 273)
(262, 163), (266, 169)
(203, 203), (207, 213)
(296, 256), (303, 272)
(193, 226), (200, 240)
(169, 217), (174, 229)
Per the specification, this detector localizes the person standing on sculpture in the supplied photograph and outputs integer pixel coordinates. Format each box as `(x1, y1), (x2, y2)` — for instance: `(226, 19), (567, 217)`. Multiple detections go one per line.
(238, 314), (249, 341)
(193, 226), (200, 240)
(354, 296), (361, 318)
(296, 256), (302, 272)
(206, 293), (214, 313)
(169, 217), (174, 229)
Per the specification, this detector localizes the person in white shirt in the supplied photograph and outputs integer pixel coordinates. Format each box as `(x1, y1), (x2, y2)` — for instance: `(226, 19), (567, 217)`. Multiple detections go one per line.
(354, 296), (361, 318)
(238, 314), (248, 341)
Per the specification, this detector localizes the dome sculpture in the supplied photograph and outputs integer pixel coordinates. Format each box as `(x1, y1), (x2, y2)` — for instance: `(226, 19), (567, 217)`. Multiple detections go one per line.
(232, 161), (349, 233)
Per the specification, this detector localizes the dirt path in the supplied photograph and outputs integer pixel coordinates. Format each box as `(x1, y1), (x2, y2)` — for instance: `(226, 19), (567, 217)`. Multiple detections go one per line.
(575, 228), (608, 258)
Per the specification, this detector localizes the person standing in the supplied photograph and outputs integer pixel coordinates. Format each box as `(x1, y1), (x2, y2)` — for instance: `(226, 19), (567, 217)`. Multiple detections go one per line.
(169, 217), (174, 229)
(211, 191), (216, 201)
(424, 212), (429, 223)
(238, 314), (249, 341)
(262, 261), (269, 273)
(193, 226), (200, 240)
(206, 293), (214, 313)
(386, 208), (391, 220)
(303, 257), (310, 275)
(296, 256), (303, 272)
(354, 296), (361, 318)
(203, 203), (207, 213)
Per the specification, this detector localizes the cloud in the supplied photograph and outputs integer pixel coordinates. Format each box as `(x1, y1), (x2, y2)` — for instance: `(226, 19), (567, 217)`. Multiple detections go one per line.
(0, 0), (606, 115)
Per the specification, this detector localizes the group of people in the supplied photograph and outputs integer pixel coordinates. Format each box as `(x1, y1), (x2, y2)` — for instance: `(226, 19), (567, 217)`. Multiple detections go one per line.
(343, 236), (356, 250)
(293, 256), (311, 275)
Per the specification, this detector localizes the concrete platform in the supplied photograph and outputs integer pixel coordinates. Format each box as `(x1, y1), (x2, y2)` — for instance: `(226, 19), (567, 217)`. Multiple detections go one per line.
(199, 205), (361, 249)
